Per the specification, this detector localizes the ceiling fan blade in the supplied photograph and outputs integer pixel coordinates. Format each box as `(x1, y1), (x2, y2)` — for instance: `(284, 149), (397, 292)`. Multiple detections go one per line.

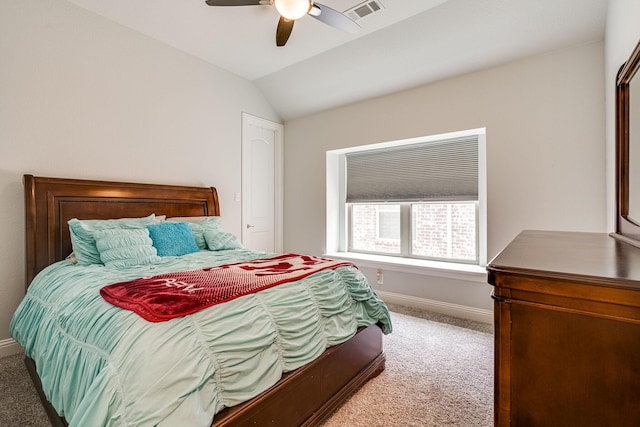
(205, 0), (263, 6)
(276, 16), (295, 47)
(310, 2), (360, 33)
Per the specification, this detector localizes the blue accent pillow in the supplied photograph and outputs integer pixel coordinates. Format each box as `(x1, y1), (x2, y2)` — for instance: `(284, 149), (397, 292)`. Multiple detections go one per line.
(147, 222), (200, 257)
(166, 216), (222, 250)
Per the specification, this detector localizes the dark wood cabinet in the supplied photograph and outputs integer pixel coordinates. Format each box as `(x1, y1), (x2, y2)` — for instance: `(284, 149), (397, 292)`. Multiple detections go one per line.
(487, 230), (640, 426)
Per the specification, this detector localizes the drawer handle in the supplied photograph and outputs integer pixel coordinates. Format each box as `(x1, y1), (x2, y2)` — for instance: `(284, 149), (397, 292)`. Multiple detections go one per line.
(491, 290), (508, 302)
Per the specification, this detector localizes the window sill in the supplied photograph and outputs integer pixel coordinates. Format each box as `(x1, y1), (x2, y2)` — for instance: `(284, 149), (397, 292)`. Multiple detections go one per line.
(324, 252), (488, 283)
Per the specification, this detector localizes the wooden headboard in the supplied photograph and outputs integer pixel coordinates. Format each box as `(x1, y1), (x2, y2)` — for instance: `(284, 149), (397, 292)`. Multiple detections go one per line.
(24, 175), (220, 288)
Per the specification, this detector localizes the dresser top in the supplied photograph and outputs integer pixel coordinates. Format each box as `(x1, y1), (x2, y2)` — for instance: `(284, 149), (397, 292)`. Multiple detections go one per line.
(487, 230), (640, 290)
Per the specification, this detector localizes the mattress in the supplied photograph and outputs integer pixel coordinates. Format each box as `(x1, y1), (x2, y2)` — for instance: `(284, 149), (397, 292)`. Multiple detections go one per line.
(10, 248), (391, 426)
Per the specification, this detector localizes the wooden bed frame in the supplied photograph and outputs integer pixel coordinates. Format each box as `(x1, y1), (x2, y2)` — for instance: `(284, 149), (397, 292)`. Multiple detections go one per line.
(22, 174), (386, 427)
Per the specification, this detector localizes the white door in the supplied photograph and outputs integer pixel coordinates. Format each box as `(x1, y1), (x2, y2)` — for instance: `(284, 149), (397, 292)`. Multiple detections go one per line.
(242, 113), (283, 252)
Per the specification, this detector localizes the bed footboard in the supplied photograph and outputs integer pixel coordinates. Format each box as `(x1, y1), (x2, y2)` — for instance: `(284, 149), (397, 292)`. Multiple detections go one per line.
(213, 323), (385, 426)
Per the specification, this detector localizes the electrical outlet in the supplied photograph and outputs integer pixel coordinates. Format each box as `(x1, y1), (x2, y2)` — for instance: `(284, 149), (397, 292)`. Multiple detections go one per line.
(376, 268), (383, 285)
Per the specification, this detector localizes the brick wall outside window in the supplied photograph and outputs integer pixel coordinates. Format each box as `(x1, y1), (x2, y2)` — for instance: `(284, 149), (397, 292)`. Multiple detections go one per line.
(350, 203), (476, 261)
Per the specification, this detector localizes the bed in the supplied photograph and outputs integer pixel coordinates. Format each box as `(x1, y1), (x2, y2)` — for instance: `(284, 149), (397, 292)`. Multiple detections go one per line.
(12, 174), (391, 427)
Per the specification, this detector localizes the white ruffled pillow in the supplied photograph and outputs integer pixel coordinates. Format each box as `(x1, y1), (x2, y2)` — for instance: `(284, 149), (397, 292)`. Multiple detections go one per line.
(203, 230), (244, 251)
(68, 214), (157, 265)
(93, 228), (160, 268)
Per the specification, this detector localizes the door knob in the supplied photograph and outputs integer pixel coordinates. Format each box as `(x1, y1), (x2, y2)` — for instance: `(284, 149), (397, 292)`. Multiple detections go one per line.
(246, 224), (254, 229)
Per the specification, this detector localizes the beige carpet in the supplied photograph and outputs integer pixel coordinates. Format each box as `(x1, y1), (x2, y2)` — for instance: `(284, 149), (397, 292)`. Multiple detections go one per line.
(0, 305), (493, 426)
(322, 304), (494, 426)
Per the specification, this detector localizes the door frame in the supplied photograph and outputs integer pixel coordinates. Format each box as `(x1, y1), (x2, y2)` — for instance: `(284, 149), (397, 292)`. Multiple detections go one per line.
(241, 112), (284, 252)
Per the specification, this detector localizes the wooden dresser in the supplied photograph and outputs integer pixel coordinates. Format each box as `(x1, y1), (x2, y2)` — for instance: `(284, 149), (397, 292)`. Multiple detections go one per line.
(487, 230), (640, 426)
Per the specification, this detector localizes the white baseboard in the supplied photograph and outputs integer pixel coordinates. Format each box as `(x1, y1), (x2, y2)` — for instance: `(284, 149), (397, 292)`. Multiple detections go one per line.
(377, 290), (494, 324)
(0, 338), (23, 358)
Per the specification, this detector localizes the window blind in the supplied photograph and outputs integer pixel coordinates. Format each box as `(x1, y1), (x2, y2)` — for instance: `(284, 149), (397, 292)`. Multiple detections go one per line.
(345, 135), (478, 203)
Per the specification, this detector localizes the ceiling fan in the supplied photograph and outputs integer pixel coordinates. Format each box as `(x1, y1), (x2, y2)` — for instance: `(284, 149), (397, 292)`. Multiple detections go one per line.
(205, 0), (360, 47)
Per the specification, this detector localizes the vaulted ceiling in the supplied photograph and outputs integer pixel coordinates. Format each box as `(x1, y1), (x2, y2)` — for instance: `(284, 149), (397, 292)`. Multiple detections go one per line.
(66, 0), (609, 120)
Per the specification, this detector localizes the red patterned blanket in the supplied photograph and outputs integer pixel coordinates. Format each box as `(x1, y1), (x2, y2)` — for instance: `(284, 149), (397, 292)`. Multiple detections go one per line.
(100, 253), (354, 322)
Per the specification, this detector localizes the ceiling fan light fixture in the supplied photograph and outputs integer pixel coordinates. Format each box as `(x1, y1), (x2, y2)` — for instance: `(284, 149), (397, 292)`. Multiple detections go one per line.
(274, 0), (311, 20)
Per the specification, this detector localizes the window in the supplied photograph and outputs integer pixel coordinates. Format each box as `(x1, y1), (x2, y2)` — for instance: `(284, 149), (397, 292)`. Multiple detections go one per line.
(351, 204), (401, 253)
(326, 128), (486, 266)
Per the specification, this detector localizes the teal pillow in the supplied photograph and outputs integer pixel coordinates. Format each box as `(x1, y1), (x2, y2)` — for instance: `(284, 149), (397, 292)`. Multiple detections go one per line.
(203, 230), (244, 251)
(147, 222), (200, 257)
(166, 216), (222, 250)
(93, 228), (160, 268)
(68, 214), (156, 265)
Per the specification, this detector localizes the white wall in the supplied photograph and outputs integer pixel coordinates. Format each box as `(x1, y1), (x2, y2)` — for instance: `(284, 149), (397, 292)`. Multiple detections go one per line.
(605, 0), (640, 230)
(0, 0), (279, 347)
(283, 41), (606, 319)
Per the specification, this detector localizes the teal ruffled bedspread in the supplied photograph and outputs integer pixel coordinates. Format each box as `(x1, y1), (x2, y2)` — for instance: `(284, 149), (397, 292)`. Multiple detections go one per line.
(10, 249), (391, 426)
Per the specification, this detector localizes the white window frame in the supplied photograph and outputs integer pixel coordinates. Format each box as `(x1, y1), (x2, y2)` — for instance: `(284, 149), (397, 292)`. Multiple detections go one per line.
(326, 128), (487, 272)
